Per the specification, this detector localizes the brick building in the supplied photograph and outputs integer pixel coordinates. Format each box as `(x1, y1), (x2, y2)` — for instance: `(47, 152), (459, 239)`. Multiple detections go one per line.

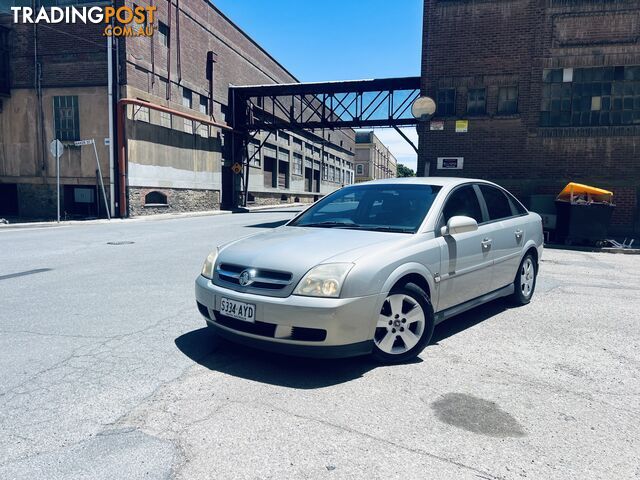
(354, 130), (397, 182)
(0, 0), (355, 219)
(419, 0), (640, 236)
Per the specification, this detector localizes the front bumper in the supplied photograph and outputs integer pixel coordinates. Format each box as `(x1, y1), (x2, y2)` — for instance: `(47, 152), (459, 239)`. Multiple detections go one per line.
(195, 275), (384, 358)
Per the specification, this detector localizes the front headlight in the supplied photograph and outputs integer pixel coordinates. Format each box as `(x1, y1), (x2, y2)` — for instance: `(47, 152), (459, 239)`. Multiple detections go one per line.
(201, 248), (219, 279)
(293, 263), (353, 298)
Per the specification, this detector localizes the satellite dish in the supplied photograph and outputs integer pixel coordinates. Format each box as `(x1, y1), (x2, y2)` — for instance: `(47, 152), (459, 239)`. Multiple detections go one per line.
(411, 96), (437, 120)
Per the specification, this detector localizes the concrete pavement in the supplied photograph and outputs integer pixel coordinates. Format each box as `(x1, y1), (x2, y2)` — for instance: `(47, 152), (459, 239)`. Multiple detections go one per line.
(0, 211), (638, 479)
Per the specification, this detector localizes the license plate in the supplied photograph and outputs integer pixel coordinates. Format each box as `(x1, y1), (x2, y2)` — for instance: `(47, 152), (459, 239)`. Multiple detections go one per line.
(220, 297), (256, 323)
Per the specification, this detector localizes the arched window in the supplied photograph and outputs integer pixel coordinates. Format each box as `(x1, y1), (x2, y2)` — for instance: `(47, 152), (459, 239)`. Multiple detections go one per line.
(144, 191), (168, 206)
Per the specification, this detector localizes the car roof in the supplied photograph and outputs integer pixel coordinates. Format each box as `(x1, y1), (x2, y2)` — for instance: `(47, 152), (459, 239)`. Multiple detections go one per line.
(354, 177), (496, 188)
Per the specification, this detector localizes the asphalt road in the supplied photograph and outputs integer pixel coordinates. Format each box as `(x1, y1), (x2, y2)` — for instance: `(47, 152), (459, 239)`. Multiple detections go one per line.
(1, 211), (639, 480)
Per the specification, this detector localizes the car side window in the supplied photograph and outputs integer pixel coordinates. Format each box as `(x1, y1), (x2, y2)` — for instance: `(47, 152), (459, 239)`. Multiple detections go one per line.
(442, 185), (483, 224)
(479, 185), (513, 221)
(506, 192), (528, 215)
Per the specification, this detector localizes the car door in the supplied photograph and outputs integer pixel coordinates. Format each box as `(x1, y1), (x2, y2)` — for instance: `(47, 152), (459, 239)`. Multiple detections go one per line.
(436, 184), (494, 311)
(477, 184), (526, 292)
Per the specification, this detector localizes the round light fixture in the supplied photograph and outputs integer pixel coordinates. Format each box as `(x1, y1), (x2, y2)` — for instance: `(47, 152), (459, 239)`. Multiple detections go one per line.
(411, 96), (437, 120)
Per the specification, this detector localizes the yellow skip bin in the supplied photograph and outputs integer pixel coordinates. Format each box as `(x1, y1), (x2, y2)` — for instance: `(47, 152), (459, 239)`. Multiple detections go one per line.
(556, 182), (614, 204)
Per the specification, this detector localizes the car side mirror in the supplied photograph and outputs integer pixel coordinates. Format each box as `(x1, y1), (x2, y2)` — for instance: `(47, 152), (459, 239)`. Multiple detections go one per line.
(440, 216), (478, 236)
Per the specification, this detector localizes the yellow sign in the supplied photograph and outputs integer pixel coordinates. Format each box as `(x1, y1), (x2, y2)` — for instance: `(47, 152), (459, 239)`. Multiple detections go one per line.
(455, 120), (468, 133)
(231, 163), (243, 174)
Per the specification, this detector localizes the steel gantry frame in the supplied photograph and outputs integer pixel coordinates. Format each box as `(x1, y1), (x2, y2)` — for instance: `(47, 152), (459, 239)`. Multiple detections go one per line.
(228, 76), (421, 207)
(231, 76), (421, 131)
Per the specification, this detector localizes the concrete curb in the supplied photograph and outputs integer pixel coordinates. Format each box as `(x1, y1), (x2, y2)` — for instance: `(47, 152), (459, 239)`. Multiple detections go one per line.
(0, 203), (306, 230)
(545, 243), (640, 255)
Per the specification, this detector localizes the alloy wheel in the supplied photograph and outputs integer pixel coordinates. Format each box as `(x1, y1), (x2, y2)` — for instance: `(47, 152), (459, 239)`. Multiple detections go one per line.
(375, 294), (426, 355)
(520, 257), (535, 298)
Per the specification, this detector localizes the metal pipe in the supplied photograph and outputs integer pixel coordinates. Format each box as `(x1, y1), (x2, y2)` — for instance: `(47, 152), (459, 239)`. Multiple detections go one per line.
(107, 33), (115, 217)
(166, 0), (171, 100)
(116, 98), (233, 218)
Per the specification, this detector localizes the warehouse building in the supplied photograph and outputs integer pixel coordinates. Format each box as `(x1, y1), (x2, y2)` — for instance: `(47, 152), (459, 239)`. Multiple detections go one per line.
(354, 130), (397, 182)
(0, 0), (355, 219)
(419, 0), (640, 236)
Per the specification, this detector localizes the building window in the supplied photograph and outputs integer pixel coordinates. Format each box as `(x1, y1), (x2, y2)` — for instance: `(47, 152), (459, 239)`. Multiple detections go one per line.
(322, 164), (328, 180)
(541, 66), (640, 127)
(53, 96), (80, 141)
(182, 88), (193, 134)
(356, 164), (364, 175)
(159, 111), (172, 129)
(437, 88), (456, 116)
(0, 26), (9, 96)
(144, 191), (168, 206)
(497, 86), (518, 115)
(198, 95), (208, 137)
(133, 4), (147, 30)
(293, 153), (302, 175)
(134, 104), (149, 123)
(247, 141), (260, 167)
(158, 22), (169, 47)
(467, 88), (486, 116)
(199, 94), (208, 115)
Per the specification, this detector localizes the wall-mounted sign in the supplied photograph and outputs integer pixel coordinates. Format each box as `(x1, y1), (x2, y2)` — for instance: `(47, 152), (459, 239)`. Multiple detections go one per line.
(437, 157), (464, 170)
(430, 120), (444, 131)
(455, 120), (468, 133)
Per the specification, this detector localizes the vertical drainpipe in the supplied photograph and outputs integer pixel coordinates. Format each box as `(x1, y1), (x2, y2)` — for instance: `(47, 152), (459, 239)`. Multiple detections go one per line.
(150, 0), (155, 88)
(166, 0), (172, 100)
(117, 100), (126, 217)
(107, 33), (115, 217)
(176, 0), (181, 83)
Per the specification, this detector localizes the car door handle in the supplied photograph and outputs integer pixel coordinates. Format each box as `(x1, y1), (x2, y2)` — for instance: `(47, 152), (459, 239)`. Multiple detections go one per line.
(481, 238), (492, 249)
(514, 229), (523, 240)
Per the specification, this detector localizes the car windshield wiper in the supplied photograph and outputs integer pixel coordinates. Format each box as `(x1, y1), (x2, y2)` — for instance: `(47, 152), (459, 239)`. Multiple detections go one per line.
(297, 221), (361, 229)
(351, 225), (415, 233)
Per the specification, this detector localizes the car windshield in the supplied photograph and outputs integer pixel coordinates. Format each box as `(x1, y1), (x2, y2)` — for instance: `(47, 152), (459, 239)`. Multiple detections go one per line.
(289, 184), (442, 233)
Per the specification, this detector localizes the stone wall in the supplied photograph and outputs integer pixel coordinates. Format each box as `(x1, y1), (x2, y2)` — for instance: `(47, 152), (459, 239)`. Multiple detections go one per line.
(247, 192), (317, 207)
(128, 187), (220, 216)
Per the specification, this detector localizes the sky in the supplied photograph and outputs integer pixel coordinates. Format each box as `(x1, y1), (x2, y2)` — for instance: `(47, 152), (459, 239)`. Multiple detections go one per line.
(213, 0), (423, 171)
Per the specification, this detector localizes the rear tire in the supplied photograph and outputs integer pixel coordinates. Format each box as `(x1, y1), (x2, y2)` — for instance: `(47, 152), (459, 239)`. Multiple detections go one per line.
(371, 283), (434, 364)
(511, 253), (537, 305)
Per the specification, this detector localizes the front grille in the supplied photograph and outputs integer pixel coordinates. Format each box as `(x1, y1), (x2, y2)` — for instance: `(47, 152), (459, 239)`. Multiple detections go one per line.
(217, 263), (293, 291)
(213, 312), (277, 337)
(212, 312), (326, 342)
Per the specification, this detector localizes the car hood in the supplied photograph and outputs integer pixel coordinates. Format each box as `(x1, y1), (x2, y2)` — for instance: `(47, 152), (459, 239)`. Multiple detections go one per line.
(217, 226), (406, 284)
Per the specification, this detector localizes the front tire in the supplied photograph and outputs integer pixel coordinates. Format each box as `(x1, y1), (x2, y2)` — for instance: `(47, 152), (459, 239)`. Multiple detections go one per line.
(511, 253), (537, 305)
(371, 283), (434, 364)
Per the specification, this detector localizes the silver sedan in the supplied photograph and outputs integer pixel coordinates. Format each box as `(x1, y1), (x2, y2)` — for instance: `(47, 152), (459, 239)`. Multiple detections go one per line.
(195, 177), (543, 364)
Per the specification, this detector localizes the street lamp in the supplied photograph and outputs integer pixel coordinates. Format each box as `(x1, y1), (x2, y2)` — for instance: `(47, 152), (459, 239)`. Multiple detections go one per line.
(411, 96), (436, 176)
(411, 96), (436, 120)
